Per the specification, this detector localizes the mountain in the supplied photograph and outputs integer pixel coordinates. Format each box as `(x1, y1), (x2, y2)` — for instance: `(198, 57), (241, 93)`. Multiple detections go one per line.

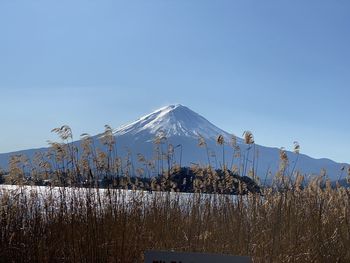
(0, 104), (347, 181)
(115, 104), (234, 140)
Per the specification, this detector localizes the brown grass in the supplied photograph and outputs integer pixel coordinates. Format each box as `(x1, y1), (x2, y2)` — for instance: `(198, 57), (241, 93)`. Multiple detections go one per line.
(1, 126), (350, 262)
(1, 184), (350, 262)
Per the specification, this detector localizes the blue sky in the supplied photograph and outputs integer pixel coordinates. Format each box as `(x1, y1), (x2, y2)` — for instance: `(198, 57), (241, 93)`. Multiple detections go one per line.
(0, 0), (349, 163)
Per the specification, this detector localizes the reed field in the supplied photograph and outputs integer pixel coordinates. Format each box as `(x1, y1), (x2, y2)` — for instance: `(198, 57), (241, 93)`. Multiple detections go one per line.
(1, 125), (350, 262)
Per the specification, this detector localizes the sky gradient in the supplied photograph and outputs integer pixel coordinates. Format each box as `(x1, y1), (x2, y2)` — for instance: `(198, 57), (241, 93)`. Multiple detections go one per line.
(0, 0), (349, 163)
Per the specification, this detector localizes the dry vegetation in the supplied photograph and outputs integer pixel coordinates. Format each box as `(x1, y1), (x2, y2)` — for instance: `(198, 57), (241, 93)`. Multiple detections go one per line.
(1, 126), (350, 262)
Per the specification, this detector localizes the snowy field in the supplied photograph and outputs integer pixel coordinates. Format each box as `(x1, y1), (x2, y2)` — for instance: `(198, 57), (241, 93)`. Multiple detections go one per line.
(0, 184), (230, 211)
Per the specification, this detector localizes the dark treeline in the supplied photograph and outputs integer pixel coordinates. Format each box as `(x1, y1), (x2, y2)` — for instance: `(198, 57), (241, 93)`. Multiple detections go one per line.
(0, 167), (261, 195)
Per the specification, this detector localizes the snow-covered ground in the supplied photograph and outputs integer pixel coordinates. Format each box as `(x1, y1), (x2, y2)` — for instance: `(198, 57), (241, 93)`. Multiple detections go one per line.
(0, 184), (220, 210)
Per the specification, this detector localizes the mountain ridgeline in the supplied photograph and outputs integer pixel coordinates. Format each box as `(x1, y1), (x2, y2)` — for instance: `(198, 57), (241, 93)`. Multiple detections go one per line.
(0, 104), (348, 182)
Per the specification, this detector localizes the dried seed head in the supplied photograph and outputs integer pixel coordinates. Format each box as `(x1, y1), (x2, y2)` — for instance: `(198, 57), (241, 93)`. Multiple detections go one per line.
(100, 125), (115, 146)
(293, 141), (300, 154)
(279, 147), (289, 171)
(347, 167), (350, 184)
(216, 135), (224, 145)
(279, 147), (288, 162)
(80, 133), (92, 156)
(154, 130), (166, 145)
(231, 165), (239, 174)
(51, 125), (72, 141)
(198, 135), (206, 147)
(295, 172), (304, 188)
(243, 131), (254, 144)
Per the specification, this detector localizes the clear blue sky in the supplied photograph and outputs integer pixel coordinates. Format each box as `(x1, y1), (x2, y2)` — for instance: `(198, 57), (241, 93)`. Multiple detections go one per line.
(0, 0), (349, 163)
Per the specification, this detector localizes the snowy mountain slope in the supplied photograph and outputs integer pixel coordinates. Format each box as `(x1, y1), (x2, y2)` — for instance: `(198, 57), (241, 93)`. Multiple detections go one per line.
(114, 104), (240, 142)
(0, 104), (347, 180)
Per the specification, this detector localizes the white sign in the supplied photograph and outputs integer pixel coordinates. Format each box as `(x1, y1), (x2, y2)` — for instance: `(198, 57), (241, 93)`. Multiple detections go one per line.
(144, 250), (252, 263)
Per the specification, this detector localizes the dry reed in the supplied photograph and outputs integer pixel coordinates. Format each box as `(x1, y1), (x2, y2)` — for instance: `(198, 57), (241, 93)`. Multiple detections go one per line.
(0, 126), (349, 263)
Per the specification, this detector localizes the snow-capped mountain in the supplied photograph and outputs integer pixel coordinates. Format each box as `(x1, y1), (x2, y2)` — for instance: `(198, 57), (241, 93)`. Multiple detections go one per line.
(114, 104), (239, 141)
(0, 104), (347, 180)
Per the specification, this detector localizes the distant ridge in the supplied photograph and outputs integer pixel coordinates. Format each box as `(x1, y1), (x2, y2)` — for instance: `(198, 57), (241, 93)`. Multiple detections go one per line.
(0, 104), (347, 180)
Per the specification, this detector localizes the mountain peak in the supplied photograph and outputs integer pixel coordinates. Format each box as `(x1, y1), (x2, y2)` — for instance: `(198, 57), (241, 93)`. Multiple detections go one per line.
(114, 104), (232, 140)
(155, 104), (185, 114)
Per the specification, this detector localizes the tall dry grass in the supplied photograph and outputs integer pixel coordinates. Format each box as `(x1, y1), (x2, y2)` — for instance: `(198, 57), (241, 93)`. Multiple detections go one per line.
(1, 126), (350, 262)
(1, 183), (350, 262)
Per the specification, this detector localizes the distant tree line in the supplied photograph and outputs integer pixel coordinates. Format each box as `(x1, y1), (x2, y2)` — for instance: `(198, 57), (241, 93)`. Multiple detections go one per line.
(0, 166), (261, 195)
